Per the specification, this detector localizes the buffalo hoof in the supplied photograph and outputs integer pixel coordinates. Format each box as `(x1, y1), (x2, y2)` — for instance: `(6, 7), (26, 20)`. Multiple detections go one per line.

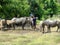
(42, 32), (45, 33)
(22, 28), (24, 30)
(56, 30), (58, 32)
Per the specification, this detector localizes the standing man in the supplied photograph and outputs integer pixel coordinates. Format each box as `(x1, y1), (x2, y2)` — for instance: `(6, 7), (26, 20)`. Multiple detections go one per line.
(30, 12), (37, 30)
(33, 16), (37, 30)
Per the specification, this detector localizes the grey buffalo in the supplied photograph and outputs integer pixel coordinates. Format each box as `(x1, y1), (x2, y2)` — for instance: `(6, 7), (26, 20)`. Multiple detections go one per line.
(11, 17), (33, 30)
(40, 19), (60, 33)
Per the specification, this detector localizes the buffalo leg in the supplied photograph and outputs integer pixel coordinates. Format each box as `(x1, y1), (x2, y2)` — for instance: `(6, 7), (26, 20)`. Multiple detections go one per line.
(22, 23), (25, 30)
(12, 23), (15, 30)
(47, 26), (51, 33)
(56, 26), (59, 32)
(42, 25), (45, 33)
(1, 27), (4, 31)
(13, 24), (15, 30)
(30, 22), (33, 29)
(22, 25), (24, 30)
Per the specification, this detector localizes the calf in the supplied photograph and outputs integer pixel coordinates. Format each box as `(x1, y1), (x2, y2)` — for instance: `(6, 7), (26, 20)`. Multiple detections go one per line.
(6, 20), (15, 30)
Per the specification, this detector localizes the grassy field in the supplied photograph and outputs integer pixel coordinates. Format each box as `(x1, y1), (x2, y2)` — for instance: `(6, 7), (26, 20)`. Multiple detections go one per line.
(0, 28), (60, 45)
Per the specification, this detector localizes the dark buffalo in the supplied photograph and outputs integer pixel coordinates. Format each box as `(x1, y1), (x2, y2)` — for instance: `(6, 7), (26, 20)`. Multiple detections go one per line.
(11, 17), (33, 30)
(40, 19), (60, 33)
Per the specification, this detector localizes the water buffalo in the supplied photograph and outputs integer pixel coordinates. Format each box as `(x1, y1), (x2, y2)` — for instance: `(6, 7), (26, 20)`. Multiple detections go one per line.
(11, 17), (33, 30)
(40, 19), (60, 33)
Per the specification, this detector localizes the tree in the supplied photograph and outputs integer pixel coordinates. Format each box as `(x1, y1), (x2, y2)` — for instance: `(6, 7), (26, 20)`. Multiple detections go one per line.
(0, 0), (59, 20)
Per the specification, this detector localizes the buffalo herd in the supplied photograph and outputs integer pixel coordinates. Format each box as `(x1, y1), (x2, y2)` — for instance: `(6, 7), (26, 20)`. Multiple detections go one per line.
(0, 17), (60, 33)
(0, 17), (33, 30)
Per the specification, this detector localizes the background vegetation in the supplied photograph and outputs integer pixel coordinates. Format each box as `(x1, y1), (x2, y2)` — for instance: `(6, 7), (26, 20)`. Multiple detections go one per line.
(0, 0), (60, 20)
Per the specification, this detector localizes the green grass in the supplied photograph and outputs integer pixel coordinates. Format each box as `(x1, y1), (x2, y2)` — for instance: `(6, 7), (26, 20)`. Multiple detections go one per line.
(36, 20), (40, 24)
(0, 30), (60, 45)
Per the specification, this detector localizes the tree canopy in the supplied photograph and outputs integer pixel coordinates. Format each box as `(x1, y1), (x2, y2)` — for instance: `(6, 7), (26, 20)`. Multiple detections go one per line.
(0, 0), (59, 20)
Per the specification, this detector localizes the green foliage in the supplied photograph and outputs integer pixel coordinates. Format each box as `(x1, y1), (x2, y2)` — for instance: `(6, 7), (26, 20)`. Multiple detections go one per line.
(0, 0), (59, 20)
